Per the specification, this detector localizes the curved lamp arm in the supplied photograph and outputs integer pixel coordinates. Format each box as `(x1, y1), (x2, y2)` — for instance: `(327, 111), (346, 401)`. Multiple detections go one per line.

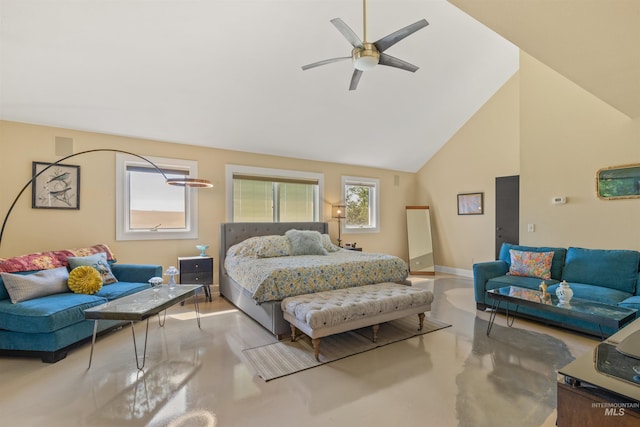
(0, 148), (212, 246)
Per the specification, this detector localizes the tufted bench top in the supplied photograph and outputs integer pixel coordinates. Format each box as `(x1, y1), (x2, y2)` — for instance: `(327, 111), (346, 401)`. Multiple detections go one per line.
(281, 282), (433, 330)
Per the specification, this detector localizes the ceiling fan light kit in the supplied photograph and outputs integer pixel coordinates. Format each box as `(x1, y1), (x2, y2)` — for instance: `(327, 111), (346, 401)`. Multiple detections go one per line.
(302, 0), (429, 90)
(352, 44), (380, 71)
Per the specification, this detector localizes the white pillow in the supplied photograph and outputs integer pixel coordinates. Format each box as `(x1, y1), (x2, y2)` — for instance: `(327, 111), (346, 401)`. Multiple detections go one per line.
(0, 267), (69, 303)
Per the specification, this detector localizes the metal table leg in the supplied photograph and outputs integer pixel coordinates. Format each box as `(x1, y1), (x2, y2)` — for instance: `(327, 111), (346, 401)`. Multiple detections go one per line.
(487, 299), (520, 336)
(193, 290), (201, 328)
(486, 299), (500, 336)
(131, 319), (151, 371)
(87, 320), (99, 369)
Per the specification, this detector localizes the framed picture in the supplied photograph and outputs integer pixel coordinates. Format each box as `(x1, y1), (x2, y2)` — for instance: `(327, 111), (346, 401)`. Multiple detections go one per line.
(457, 192), (483, 215)
(32, 162), (80, 210)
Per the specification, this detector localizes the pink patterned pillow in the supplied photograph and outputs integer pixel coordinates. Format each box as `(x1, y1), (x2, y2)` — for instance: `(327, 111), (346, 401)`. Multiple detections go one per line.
(508, 249), (554, 280)
(0, 244), (116, 273)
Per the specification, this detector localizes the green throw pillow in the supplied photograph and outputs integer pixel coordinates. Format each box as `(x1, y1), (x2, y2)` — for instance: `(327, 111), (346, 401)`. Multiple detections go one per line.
(286, 229), (328, 256)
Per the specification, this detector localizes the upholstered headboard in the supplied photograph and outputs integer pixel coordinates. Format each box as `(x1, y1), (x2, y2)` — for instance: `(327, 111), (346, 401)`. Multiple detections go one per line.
(219, 222), (329, 266)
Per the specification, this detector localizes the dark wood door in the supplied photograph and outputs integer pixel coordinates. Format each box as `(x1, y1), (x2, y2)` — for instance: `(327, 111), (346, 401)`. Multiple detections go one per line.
(495, 175), (519, 259)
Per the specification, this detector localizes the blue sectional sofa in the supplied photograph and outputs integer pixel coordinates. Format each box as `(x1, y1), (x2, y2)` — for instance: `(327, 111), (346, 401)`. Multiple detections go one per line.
(473, 243), (640, 337)
(0, 245), (161, 362)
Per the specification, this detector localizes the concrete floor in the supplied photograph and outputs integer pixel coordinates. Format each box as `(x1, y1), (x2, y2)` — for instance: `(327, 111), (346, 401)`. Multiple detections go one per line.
(0, 275), (597, 426)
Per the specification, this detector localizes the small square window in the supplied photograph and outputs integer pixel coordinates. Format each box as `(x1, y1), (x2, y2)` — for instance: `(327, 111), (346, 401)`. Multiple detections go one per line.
(116, 154), (200, 240)
(342, 176), (380, 233)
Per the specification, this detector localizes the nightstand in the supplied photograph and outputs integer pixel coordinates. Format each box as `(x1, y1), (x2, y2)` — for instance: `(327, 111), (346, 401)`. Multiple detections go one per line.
(178, 256), (213, 302)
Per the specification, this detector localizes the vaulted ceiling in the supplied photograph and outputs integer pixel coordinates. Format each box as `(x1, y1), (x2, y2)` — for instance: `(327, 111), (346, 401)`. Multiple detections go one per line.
(1, 1), (636, 172)
(451, 0), (640, 118)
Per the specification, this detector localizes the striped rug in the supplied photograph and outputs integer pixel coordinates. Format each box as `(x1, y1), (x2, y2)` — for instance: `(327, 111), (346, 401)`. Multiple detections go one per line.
(242, 315), (451, 381)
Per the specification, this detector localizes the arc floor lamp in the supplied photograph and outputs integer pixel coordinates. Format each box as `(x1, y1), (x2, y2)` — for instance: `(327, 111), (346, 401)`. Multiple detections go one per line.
(0, 148), (213, 246)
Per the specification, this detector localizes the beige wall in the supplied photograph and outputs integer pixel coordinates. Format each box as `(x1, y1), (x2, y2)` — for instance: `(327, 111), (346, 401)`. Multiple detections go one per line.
(519, 51), (640, 250)
(417, 51), (640, 273)
(0, 121), (417, 280)
(415, 72), (521, 272)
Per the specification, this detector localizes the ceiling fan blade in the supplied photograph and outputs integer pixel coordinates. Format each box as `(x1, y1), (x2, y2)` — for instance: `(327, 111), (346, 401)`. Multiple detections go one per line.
(374, 19), (429, 53)
(302, 56), (351, 71)
(379, 53), (419, 72)
(331, 18), (363, 48)
(349, 69), (363, 91)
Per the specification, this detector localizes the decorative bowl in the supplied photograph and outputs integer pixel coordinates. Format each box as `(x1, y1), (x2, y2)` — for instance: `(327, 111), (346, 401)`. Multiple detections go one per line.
(196, 244), (209, 257)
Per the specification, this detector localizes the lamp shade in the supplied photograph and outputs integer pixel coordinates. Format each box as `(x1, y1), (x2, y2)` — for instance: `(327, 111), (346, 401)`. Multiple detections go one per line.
(332, 204), (346, 219)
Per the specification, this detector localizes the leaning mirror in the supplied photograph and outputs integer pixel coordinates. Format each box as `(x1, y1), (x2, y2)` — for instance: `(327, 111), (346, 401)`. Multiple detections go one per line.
(596, 163), (640, 200)
(406, 206), (435, 275)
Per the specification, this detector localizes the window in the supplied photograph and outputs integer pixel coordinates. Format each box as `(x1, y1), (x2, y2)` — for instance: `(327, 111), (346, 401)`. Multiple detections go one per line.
(226, 165), (323, 222)
(341, 176), (380, 233)
(116, 154), (199, 240)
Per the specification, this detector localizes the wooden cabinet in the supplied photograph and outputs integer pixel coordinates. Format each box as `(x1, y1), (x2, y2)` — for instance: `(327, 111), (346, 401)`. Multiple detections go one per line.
(557, 381), (640, 426)
(178, 256), (213, 302)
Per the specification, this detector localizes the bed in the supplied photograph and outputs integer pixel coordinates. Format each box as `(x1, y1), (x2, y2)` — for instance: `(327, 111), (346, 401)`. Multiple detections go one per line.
(219, 222), (409, 337)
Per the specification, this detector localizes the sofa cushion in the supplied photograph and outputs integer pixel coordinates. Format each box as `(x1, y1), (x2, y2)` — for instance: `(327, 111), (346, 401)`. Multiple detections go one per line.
(0, 293), (106, 333)
(619, 296), (640, 311)
(499, 243), (567, 280)
(0, 267), (70, 303)
(562, 247), (640, 293)
(93, 281), (150, 300)
(508, 249), (554, 280)
(67, 253), (118, 285)
(547, 282), (632, 306)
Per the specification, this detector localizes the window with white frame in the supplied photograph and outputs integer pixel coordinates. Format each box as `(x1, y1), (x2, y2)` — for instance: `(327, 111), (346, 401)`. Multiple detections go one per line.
(341, 176), (380, 233)
(116, 153), (199, 240)
(226, 165), (323, 222)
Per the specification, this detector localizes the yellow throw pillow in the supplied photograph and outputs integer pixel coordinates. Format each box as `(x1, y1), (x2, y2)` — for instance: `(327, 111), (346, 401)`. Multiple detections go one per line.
(68, 266), (103, 294)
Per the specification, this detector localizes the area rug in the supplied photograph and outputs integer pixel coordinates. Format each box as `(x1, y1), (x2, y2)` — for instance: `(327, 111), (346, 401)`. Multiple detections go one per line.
(242, 315), (451, 381)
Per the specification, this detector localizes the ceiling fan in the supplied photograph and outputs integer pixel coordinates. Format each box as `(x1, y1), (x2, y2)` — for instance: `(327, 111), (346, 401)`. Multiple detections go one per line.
(302, 0), (429, 91)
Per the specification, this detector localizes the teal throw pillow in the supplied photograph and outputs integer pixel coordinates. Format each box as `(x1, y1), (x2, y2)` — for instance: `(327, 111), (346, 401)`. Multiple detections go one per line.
(67, 252), (118, 285)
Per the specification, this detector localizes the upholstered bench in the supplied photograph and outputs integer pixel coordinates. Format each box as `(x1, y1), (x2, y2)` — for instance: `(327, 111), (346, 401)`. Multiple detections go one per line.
(281, 282), (434, 361)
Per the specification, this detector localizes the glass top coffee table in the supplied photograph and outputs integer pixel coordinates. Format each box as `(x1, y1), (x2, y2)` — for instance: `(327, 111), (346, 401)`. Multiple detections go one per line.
(486, 286), (637, 338)
(84, 284), (203, 370)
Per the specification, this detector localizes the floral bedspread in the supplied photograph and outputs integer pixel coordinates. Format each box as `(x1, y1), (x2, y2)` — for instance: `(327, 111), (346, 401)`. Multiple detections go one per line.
(224, 250), (409, 303)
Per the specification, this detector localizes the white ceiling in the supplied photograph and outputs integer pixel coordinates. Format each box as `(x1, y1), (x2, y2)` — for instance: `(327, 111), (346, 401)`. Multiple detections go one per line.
(0, 0), (519, 172)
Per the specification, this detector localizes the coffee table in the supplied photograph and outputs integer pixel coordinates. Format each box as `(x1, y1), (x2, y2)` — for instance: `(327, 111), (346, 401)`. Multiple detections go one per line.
(84, 284), (203, 369)
(486, 285), (637, 338)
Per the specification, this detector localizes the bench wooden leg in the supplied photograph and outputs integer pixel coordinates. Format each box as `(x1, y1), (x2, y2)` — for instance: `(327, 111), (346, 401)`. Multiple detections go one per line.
(372, 324), (380, 343)
(418, 312), (425, 331)
(290, 324), (297, 342)
(312, 338), (321, 361)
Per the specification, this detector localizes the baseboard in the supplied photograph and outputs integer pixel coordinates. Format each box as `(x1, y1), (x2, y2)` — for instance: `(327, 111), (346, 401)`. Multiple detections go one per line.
(435, 265), (473, 278)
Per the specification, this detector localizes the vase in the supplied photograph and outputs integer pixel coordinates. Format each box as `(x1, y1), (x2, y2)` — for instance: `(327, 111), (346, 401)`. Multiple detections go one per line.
(165, 266), (179, 289)
(556, 280), (573, 304)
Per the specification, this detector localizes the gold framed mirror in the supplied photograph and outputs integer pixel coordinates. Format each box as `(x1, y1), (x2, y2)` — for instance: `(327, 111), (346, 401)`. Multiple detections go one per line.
(596, 163), (640, 200)
(406, 206), (435, 275)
